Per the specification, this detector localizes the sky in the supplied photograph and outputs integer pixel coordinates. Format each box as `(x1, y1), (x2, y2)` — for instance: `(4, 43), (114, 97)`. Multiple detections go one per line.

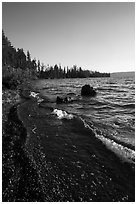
(2, 2), (135, 73)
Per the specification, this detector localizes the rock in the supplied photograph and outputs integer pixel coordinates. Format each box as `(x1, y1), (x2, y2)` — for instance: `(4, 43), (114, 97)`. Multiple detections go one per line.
(56, 96), (72, 104)
(81, 84), (96, 96)
(20, 89), (31, 99)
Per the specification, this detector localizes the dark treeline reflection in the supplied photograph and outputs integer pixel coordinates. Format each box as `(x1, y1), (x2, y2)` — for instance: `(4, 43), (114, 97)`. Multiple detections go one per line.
(2, 30), (110, 89)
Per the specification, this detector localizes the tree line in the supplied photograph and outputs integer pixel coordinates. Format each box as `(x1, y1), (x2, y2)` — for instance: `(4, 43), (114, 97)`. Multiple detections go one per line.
(38, 64), (110, 79)
(2, 30), (37, 75)
(2, 30), (110, 89)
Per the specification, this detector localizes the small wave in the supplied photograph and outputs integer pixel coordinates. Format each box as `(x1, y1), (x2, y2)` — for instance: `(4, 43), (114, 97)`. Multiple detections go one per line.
(67, 92), (76, 96)
(112, 103), (135, 110)
(30, 91), (44, 103)
(113, 89), (127, 93)
(88, 100), (109, 107)
(94, 133), (135, 163)
(97, 87), (127, 93)
(80, 117), (135, 164)
(114, 103), (135, 109)
(92, 105), (113, 110)
(106, 81), (116, 84)
(121, 103), (135, 109)
(53, 109), (74, 120)
(30, 91), (39, 98)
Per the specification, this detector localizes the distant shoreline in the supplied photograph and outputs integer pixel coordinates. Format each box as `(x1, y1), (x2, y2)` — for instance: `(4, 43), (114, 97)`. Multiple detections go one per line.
(110, 71), (135, 74)
(110, 71), (135, 77)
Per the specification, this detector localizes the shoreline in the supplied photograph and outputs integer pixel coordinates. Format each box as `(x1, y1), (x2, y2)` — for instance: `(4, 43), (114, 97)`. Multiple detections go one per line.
(2, 82), (135, 202)
(2, 102), (46, 201)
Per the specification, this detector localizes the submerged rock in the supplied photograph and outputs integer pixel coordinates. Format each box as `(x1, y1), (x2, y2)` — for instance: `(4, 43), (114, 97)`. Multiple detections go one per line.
(81, 84), (96, 96)
(56, 96), (72, 104)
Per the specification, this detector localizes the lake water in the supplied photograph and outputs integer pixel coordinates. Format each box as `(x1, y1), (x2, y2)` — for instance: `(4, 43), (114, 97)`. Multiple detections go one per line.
(18, 72), (135, 201)
(33, 72), (135, 163)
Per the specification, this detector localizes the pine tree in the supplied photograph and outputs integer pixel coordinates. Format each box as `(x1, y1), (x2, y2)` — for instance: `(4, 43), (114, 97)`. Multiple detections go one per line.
(27, 50), (31, 62)
(16, 48), (26, 69)
(37, 60), (41, 72)
(31, 58), (37, 75)
(26, 50), (32, 73)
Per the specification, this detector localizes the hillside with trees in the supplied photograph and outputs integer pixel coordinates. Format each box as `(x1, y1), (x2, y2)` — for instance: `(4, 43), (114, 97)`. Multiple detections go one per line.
(2, 31), (110, 89)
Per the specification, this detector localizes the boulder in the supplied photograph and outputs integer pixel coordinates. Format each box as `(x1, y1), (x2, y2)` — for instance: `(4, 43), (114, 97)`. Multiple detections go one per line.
(81, 84), (96, 96)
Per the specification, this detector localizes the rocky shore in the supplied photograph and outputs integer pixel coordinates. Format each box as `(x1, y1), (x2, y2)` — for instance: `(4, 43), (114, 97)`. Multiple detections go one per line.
(2, 87), (46, 201)
(2, 82), (135, 202)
